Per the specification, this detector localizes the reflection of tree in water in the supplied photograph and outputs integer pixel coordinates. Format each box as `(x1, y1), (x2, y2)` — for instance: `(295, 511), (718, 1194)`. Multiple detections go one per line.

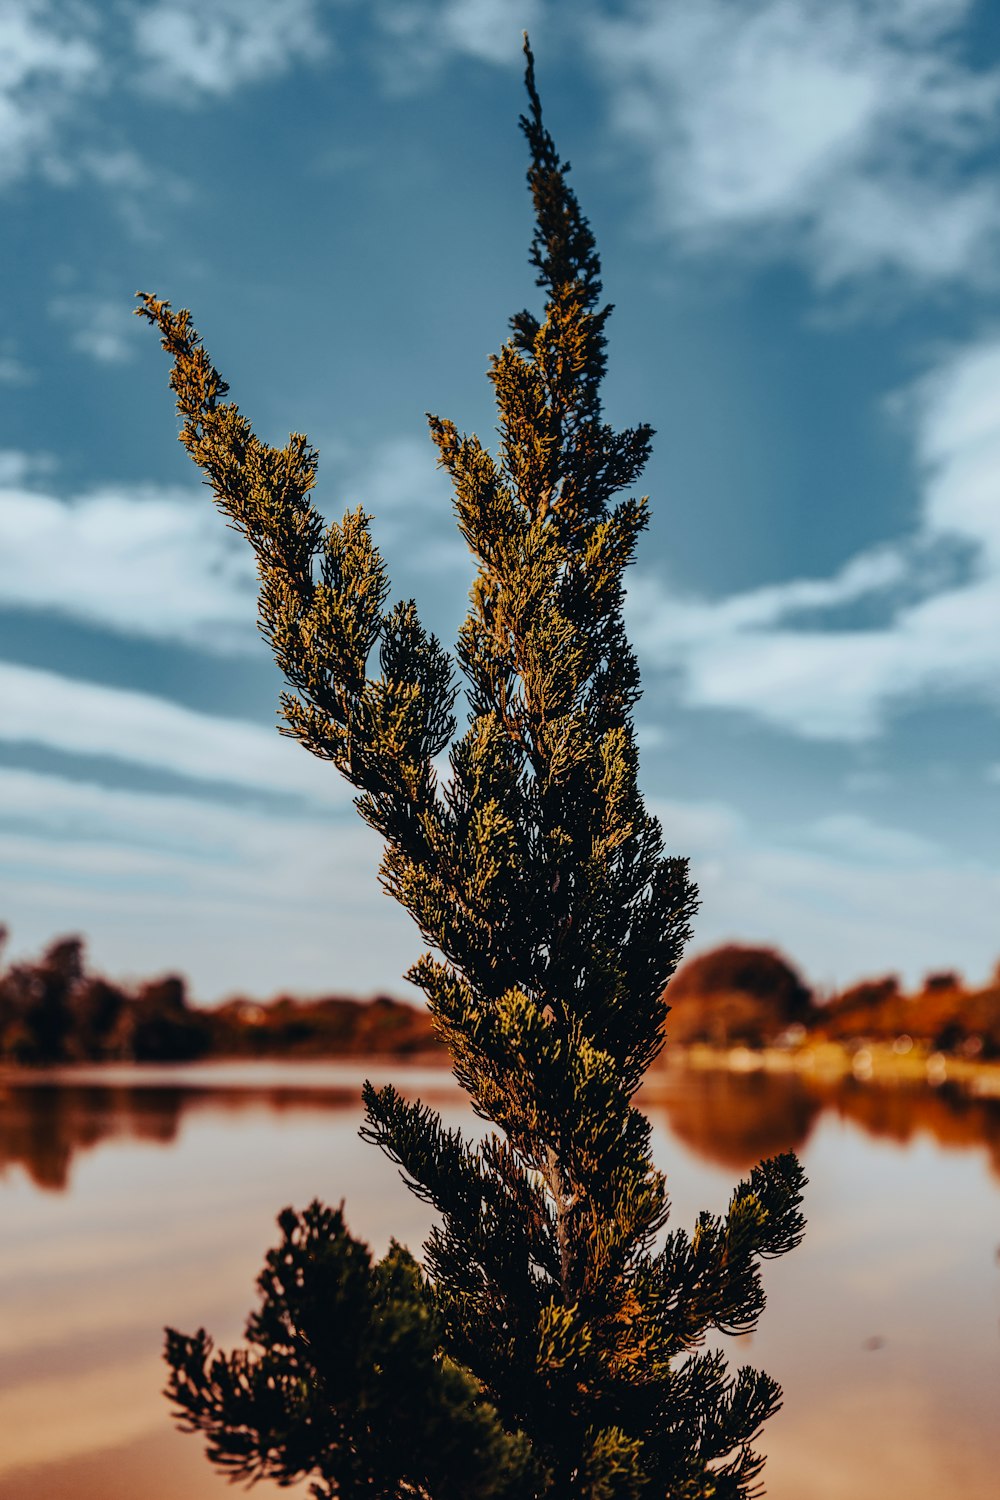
(0, 1086), (185, 1190)
(0, 1084), (362, 1191)
(831, 1079), (1000, 1180)
(644, 1066), (1000, 1179)
(5, 1072), (1000, 1191)
(642, 1068), (823, 1170)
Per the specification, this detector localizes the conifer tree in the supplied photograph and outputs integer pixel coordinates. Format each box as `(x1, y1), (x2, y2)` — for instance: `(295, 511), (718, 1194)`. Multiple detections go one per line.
(139, 40), (805, 1499)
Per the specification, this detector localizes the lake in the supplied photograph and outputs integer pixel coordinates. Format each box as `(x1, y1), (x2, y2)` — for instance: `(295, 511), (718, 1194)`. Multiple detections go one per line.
(1, 1058), (998, 1498)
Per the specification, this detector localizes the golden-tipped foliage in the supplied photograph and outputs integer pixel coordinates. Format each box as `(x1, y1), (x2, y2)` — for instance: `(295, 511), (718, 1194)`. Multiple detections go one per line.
(140, 38), (804, 1500)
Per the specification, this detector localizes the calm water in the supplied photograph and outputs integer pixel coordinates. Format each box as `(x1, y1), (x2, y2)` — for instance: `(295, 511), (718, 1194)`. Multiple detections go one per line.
(1, 1059), (998, 1499)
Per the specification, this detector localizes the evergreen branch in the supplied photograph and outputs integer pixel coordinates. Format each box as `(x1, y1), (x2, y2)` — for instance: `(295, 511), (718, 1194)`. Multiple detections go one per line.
(142, 37), (806, 1498)
(135, 293), (457, 824)
(164, 1202), (539, 1499)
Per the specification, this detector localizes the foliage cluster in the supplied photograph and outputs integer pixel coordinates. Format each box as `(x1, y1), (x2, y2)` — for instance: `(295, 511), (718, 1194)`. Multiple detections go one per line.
(812, 968), (1000, 1055)
(212, 991), (440, 1057)
(167, 1202), (537, 1500)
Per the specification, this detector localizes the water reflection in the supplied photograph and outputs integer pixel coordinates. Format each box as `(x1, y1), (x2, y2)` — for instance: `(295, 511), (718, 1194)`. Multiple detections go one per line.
(0, 1061), (998, 1500)
(829, 1078), (1000, 1176)
(0, 1082), (356, 1191)
(641, 1067), (823, 1168)
(6, 1063), (1000, 1191)
(640, 1065), (1000, 1177)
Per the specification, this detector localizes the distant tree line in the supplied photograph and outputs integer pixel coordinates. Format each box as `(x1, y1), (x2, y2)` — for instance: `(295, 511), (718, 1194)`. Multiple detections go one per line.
(2, 927), (997, 1065)
(665, 944), (1000, 1057)
(0, 929), (208, 1064)
(0, 928), (438, 1064)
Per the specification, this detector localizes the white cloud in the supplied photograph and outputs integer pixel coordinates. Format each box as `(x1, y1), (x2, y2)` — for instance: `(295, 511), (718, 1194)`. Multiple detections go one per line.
(911, 340), (1000, 563)
(0, 342), (33, 385)
(49, 293), (144, 364)
(372, 0), (537, 91)
(635, 721), (673, 752)
(0, 0), (100, 187)
(0, 764), (326, 857)
(629, 335), (1000, 741)
(0, 767), (412, 999)
(335, 432), (470, 573)
(806, 811), (938, 864)
(0, 660), (346, 805)
(76, 145), (148, 189)
(76, 143), (194, 237)
(588, 0), (1000, 288)
(0, 440), (467, 651)
(0, 0), (333, 198)
(341, 433), (450, 519)
(434, 0), (539, 66)
(132, 0), (331, 99)
(651, 796), (1000, 990)
(0, 479), (259, 648)
(0, 448), (55, 485)
(630, 545), (906, 650)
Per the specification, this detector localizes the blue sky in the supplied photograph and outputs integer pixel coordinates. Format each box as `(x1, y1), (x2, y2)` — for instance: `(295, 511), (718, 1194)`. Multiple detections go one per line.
(2, 0), (1000, 1001)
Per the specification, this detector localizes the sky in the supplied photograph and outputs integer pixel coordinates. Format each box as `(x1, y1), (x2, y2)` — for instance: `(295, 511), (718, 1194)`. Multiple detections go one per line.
(1, 0), (1000, 1002)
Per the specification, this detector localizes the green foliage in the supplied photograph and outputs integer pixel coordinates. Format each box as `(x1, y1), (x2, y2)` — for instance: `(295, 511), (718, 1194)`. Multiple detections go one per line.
(166, 1201), (539, 1499)
(139, 38), (806, 1499)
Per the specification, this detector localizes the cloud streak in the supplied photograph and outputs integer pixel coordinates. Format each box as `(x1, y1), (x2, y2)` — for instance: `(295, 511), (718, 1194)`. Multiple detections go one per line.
(132, 0), (331, 100)
(0, 661), (345, 804)
(2, 767), (995, 1000)
(629, 335), (1000, 741)
(0, 766), (410, 998)
(588, 0), (1000, 289)
(0, 478), (259, 649)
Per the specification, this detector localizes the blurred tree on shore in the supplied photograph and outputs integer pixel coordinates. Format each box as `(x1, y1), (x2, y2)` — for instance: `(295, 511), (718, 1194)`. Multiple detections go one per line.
(138, 39), (805, 1499)
(0, 929), (207, 1064)
(662, 945), (814, 1048)
(812, 965), (1000, 1056)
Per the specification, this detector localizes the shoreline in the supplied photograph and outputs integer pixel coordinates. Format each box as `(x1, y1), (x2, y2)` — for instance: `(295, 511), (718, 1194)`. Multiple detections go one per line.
(660, 1039), (1000, 1097)
(2, 1041), (1000, 1097)
(0, 1052), (451, 1090)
